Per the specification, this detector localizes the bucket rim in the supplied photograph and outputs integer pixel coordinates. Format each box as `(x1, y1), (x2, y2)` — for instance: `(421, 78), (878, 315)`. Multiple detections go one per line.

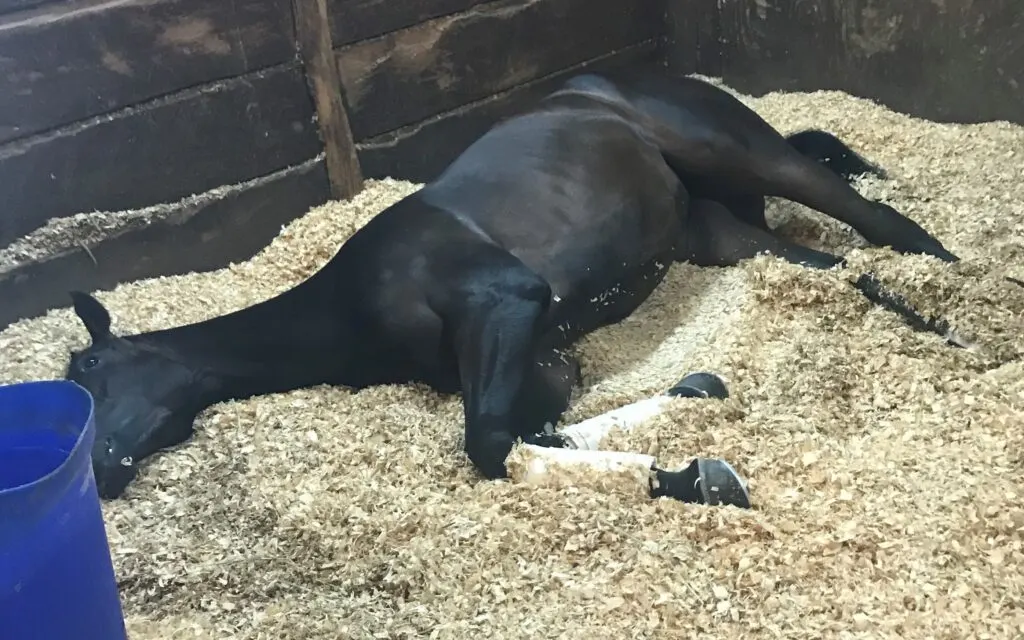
(0, 379), (96, 496)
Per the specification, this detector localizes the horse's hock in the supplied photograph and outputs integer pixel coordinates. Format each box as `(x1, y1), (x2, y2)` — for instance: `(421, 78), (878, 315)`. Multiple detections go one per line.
(1, 0), (1023, 638)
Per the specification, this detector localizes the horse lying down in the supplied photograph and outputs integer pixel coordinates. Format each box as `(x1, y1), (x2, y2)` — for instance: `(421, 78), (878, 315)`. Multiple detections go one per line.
(64, 68), (962, 505)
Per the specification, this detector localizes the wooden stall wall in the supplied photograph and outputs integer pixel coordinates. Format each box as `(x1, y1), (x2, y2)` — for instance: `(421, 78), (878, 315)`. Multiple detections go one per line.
(0, 0), (332, 327)
(340, 0), (668, 182)
(0, 0), (668, 328)
(665, 0), (1024, 127)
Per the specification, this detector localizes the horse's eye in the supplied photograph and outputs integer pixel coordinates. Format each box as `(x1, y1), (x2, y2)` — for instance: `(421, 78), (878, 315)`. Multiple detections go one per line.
(82, 355), (100, 370)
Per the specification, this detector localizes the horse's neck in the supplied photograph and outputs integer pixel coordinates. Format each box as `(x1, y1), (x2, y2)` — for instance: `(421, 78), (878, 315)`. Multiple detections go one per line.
(135, 280), (355, 403)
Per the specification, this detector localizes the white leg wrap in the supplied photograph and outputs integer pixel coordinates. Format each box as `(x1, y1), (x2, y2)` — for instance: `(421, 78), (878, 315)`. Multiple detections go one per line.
(505, 444), (657, 499)
(558, 395), (675, 450)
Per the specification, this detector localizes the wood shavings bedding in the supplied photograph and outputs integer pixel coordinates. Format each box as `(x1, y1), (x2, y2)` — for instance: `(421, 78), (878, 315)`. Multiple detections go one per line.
(1, 79), (1023, 639)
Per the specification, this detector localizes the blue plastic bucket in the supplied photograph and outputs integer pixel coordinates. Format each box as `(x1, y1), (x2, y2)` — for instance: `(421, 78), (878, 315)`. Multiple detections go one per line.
(0, 380), (128, 639)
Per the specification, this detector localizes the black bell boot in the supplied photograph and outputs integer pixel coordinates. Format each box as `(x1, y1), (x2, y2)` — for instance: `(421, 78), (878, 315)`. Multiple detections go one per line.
(650, 457), (751, 509)
(665, 371), (729, 400)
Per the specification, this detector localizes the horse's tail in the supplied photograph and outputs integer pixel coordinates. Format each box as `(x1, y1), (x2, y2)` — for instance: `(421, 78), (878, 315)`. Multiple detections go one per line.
(785, 129), (888, 183)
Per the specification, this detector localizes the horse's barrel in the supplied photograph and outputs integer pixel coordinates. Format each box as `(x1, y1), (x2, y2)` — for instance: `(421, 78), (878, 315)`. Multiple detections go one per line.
(0, 380), (128, 639)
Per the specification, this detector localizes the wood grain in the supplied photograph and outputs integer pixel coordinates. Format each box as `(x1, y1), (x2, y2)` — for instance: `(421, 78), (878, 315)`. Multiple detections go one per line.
(336, 0), (666, 139)
(0, 0), (61, 15)
(713, 0), (1024, 125)
(663, 0), (721, 76)
(0, 63), (321, 247)
(356, 40), (661, 182)
(0, 158), (331, 329)
(293, 0), (364, 199)
(327, 0), (488, 46)
(0, 0), (296, 143)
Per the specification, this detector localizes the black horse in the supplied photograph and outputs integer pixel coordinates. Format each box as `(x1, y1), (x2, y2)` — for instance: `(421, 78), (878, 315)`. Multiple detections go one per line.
(65, 68), (958, 500)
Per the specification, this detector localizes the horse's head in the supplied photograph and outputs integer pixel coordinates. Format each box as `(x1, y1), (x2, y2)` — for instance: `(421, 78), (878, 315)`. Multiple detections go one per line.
(65, 292), (208, 499)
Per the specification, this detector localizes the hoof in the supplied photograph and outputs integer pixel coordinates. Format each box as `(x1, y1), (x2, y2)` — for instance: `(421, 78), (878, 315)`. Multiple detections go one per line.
(695, 458), (750, 509)
(650, 457), (751, 509)
(666, 371), (729, 400)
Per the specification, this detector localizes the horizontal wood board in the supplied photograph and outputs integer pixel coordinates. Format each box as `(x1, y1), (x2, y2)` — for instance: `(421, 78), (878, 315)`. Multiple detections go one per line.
(0, 158), (331, 329)
(0, 63), (322, 248)
(0, 0), (60, 14)
(1, 0), (668, 326)
(0, 0), (298, 144)
(356, 41), (661, 183)
(336, 0), (666, 139)
(327, 0), (488, 46)
(711, 0), (1024, 126)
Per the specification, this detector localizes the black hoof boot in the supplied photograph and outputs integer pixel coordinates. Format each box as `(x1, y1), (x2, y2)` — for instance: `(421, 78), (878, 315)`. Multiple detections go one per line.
(521, 430), (571, 449)
(666, 372), (729, 400)
(650, 458), (751, 509)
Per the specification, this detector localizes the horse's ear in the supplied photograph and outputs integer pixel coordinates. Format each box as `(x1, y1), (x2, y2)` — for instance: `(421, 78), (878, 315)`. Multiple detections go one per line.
(69, 291), (113, 344)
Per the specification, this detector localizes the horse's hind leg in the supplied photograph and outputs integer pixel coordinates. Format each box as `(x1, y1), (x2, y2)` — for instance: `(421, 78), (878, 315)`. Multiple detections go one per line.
(684, 183), (770, 232)
(686, 130), (878, 235)
(680, 198), (842, 270)
(760, 145), (958, 262)
(681, 198), (961, 344)
(699, 140), (956, 261)
(784, 129), (888, 182)
(649, 85), (958, 262)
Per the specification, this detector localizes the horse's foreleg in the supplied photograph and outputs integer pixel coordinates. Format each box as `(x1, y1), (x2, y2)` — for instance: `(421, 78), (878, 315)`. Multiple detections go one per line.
(509, 371), (751, 508)
(512, 346), (581, 437)
(439, 253), (558, 479)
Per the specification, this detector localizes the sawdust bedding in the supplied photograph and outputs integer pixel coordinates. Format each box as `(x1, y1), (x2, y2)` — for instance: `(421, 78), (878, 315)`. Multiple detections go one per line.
(2, 78), (1024, 639)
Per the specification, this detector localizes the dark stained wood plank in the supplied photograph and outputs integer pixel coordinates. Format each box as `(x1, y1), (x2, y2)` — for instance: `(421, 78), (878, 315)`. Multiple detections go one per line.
(293, 0), (364, 199)
(0, 63), (322, 248)
(336, 0), (666, 140)
(0, 0), (61, 15)
(326, 0), (488, 47)
(0, 158), (331, 330)
(0, 0), (297, 143)
(356, 40), (661, 183)
(714, 0), (1024, 126)
(663, 0), (721, 76)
